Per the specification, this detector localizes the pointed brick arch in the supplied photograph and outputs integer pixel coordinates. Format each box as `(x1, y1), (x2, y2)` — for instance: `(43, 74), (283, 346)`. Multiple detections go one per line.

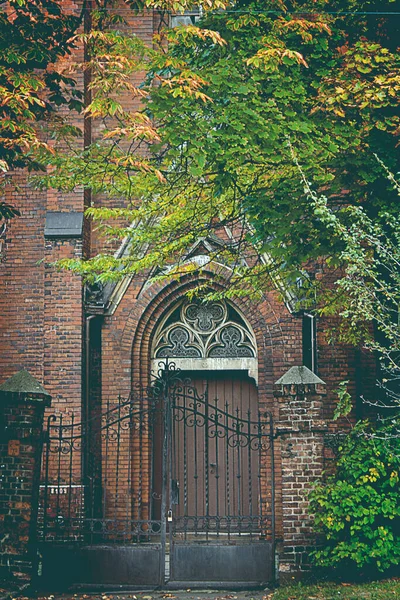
(115, 265), (298, 413)
(99, 262), (304, 574)
(100, 261), (303, 420)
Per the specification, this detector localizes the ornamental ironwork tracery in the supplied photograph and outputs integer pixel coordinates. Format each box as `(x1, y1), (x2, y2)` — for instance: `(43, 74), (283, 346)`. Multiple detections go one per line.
(153, 300), (256, 360)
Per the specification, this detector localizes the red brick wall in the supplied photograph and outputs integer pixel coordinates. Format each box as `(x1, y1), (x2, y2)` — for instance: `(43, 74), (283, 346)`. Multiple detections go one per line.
(43, 240), (83, 413)
(0, 3), (378, 582)
(0, 0), (85, 414)
(0, 398), (48, 581)
(0, 181), (46, 382)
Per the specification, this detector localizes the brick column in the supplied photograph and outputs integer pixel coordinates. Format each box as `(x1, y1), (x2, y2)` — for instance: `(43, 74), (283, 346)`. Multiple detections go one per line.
(0, 370), (51, 583)
(274, 366), (327, 581)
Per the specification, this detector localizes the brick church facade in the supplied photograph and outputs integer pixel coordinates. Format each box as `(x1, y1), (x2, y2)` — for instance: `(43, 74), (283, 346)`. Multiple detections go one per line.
(0, 5), (375, 588)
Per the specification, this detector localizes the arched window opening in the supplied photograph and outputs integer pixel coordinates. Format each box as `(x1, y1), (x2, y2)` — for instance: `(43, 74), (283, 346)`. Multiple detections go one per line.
(151, 299), (258, 382)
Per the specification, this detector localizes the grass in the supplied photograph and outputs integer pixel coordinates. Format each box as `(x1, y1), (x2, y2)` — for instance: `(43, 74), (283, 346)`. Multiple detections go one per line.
(269, 578), (400, 600)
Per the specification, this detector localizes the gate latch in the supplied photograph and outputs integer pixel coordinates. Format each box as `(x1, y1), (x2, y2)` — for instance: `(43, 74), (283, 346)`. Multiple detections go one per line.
(167, 509), (173, 522)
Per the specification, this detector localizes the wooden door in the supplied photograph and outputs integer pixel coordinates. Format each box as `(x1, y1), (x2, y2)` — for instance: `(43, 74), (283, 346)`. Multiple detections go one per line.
(171, 371), (259, 532)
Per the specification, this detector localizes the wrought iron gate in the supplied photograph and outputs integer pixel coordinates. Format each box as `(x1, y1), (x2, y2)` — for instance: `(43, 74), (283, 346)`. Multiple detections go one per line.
(39, 362), (275, 588)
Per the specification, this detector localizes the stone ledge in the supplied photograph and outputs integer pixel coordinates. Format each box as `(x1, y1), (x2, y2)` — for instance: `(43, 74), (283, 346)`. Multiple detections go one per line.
(275, 420), (329, 436)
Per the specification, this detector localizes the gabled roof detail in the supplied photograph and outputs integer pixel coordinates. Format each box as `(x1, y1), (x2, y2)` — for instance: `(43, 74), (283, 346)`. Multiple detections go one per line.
(84, 224), (304, 316)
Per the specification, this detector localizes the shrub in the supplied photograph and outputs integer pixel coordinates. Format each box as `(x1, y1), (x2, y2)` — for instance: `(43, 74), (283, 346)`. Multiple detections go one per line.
(309, 421), (400, 573)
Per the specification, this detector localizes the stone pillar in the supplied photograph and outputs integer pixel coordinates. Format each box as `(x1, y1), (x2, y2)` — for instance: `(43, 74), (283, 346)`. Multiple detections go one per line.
(0, 370), (51, 583)
(274, 366), (327, 581)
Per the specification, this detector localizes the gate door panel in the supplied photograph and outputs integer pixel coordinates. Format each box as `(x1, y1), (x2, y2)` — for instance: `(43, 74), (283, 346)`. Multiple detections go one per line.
(169, 373), (275, 585)
(170, 544), (273, 585)
(38, 387), (165, 588)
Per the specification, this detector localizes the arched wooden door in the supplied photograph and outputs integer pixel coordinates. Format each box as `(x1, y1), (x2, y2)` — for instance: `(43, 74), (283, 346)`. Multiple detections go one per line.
(149, 299), (274, 584)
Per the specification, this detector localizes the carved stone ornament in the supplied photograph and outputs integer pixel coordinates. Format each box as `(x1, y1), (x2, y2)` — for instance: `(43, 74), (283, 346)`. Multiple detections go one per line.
(153, 300), (256, 360)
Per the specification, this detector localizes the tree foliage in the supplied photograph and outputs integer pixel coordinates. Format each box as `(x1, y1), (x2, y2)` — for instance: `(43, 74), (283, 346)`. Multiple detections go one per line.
(31, 3), (400, 404)
(0, 0), (84, 222)
(39, 0), (399, 298)
(0, 0), (83, 172)
(28, 0), (400, 412)
(303, 160), (400, 420)
(309, 420), (400, 573)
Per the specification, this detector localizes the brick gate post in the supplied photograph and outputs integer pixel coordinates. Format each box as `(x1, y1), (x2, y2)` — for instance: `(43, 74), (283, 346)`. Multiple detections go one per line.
(274, 366), (327, 581)
(0, 370), (51, 584)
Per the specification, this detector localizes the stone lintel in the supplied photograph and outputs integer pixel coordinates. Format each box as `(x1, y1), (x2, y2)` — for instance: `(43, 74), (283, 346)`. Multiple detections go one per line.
(0, 369), (52, 406)
(44, 211), (83, 238)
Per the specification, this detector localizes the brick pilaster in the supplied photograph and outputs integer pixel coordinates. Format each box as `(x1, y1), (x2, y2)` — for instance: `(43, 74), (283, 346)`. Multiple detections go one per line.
(274, 366), (327, 580)
(0, 370), (51, 583)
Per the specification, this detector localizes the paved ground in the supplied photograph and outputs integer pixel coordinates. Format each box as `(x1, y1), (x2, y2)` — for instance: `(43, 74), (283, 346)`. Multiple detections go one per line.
(5, 580), (400, 600)
(30, 592), (272, 600)
(1, 582), (274, 600)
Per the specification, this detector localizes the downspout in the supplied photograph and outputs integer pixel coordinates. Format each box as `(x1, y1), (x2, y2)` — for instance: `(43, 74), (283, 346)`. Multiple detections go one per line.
(84, 314), (96, 475)
(304, 312), (317, 373)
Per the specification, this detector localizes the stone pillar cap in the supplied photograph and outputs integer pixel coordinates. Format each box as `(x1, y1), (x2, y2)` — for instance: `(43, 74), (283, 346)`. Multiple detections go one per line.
(274, 365), (325, 386)
(0, 369), (51, 405)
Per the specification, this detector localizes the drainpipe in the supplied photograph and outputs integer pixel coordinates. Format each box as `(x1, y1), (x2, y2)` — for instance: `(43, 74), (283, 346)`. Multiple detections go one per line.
(84, 314), (96, 476)
(303, 312), (317, 373)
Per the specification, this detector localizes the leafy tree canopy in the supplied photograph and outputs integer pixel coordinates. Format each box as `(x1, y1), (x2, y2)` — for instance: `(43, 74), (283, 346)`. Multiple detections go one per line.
(0, 0), (85, 222)
(41, 0), (400, 298)
(0, 0), (84, 172)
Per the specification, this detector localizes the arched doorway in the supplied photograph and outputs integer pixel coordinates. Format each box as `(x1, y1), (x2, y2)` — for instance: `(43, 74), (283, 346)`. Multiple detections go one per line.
(150, 299), (275, 585)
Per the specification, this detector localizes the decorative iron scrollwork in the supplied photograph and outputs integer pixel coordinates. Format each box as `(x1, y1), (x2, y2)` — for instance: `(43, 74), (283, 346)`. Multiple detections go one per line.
(39, 362), (274, 549)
